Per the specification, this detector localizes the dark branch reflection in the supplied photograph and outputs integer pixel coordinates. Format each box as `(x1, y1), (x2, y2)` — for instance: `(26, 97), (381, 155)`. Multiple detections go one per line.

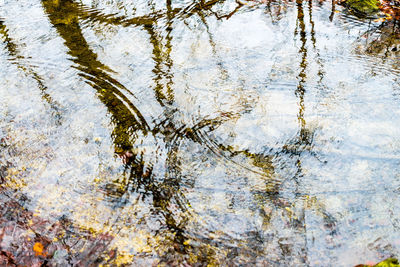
(42, 0), (150, 153)
(0, 20), (62, 125)
(263, 1), (338, 263)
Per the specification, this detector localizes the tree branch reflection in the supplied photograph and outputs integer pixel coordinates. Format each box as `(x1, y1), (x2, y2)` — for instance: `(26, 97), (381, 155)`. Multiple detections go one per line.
(0, 20), (62, 125)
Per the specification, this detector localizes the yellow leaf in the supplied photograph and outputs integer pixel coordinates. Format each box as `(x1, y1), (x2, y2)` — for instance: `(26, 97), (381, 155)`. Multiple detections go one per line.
(33, 242), (45, 256)
(374, 17), (386, 22)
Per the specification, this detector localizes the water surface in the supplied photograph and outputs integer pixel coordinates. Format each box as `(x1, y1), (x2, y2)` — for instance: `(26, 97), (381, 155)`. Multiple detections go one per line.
(0, 0), (400, 265)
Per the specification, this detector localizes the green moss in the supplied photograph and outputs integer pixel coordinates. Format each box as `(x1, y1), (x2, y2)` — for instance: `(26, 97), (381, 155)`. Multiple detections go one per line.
(374, 258), (400, 267)
(345, 0), (380, 14)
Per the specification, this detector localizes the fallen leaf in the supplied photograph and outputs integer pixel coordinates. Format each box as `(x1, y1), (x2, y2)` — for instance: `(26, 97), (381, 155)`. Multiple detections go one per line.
(33, 242), (45, 256)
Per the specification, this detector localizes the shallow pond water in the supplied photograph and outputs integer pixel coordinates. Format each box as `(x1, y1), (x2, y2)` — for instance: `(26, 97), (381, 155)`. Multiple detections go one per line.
(0, 0), (400, 266)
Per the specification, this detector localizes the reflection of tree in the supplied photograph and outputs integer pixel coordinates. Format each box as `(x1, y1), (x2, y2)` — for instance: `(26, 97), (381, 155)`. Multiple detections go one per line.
(40, 0), (251, 263)
(0, 20), (62, 125)
(308, 0), (327, 85)
(145, 21), (175, 105)
(42, 0), (150, 153)
(261, 0), (337, 263)
(214, 0), (338, 263)
(3, 0), (339, 264)
(330, 0), (337, 21)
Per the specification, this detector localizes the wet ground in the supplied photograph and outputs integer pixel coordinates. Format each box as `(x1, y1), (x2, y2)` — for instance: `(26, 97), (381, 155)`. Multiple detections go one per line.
(0, 0), (400, 266)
